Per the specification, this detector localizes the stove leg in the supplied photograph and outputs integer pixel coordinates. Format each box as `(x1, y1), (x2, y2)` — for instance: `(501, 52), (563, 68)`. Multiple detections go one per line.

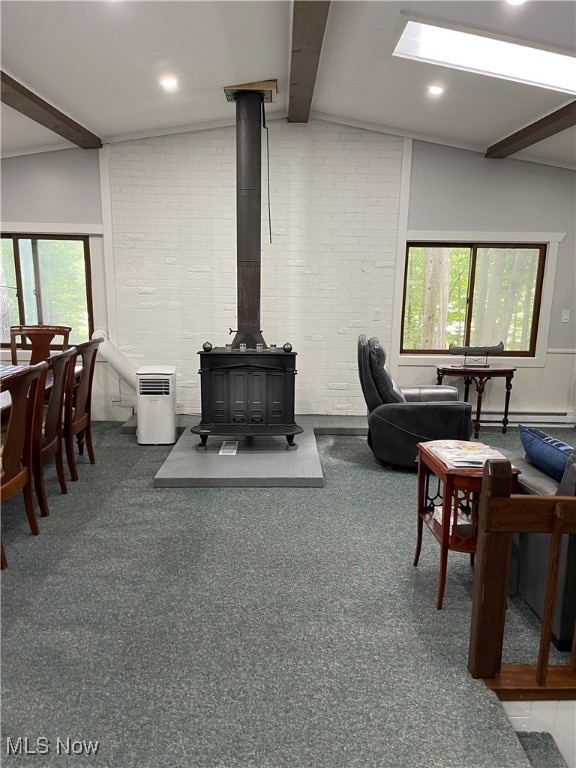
(198, 435), (208, 448)
(286, 435), (295, 446)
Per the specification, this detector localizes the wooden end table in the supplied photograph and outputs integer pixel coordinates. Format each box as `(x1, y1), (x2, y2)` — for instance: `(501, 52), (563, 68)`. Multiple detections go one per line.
(413, 440), (519, 610)
(436, 364), (516, 438)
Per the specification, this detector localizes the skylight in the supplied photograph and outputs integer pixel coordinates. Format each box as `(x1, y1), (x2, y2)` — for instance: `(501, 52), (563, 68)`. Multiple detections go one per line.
(393, 20), (576, 95)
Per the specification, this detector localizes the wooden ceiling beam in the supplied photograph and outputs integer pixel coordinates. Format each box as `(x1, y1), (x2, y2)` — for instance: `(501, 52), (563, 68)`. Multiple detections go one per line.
(485, 101), (576, 159)
(288, 0), (331, 123)
(1, 70), (102, 150)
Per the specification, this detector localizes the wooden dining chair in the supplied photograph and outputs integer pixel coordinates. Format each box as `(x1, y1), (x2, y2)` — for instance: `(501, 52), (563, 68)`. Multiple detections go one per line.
(10, 325), (72, 365)
(63, 338), (102, 481)
(32, 347), (76, 517)
(1, 361), (48, 538)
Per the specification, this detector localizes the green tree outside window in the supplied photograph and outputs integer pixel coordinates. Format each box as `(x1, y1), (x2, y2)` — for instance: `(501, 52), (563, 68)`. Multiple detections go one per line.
(401, 242), (545, 356)
(0, 235), (93, 347)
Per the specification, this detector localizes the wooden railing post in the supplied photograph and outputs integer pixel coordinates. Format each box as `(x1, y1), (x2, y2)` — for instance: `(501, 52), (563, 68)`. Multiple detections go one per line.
(468, 460), (515, 680)
(467, 460), (576, 699)
(536, 503), (564, 685)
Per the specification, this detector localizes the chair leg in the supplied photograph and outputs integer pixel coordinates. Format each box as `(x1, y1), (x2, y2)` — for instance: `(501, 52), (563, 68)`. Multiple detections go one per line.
(55, 446), (68, 494)
(1, 540), (7, 570)
(23, 482), (40, 535)
(77, 430), (85, 456)
(85, 424), (96, 465)
(65, 433), (79, 482)
(33, 461), (50, 518)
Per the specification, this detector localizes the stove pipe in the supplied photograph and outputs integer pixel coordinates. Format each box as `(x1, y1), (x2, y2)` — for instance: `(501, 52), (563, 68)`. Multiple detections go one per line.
(231, 90), (267, 350)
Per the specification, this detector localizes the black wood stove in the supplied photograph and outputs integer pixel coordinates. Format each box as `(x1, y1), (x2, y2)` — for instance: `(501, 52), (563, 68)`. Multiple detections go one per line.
(193, 346), (301, 446)
(191, 82), (302, 446)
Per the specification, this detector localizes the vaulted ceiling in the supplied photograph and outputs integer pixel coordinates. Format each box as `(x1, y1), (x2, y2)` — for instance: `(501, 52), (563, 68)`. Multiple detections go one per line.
(1, 1), (575, 169)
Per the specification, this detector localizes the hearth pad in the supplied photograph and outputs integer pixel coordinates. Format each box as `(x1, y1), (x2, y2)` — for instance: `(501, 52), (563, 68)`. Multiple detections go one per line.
(154, 416), (323, 488)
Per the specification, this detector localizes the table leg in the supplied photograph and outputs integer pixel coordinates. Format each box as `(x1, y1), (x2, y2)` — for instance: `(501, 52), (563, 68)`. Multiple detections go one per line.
(463, 376), (472, 402)
(502, 375), (513, 433)
(436, 372), (444, 385)
(437, 476), (454, 610)
(414, 456), (426, 567)
(472, 376), (488, 439)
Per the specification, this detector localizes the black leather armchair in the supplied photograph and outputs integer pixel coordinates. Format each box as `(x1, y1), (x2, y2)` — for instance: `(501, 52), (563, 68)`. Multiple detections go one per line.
(358, 335), (472, 470)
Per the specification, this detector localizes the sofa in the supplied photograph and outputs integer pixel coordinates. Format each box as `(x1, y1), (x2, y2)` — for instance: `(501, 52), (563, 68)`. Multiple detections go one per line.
(502, 428), (576, 651)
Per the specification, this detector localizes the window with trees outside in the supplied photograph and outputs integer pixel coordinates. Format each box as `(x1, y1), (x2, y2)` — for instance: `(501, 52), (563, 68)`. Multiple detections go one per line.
(401, 242), (546, 356)
(0, 234), (94, 347)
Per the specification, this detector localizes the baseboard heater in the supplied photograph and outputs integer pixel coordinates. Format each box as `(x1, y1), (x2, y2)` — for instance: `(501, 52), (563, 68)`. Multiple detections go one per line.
(480, 411), (574, 425)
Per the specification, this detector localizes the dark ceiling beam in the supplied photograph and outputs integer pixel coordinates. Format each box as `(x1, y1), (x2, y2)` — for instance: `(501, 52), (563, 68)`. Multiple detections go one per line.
(485, 100), (576, 159)
(288, 0), (331, 123)
(1, 70), (102, 149)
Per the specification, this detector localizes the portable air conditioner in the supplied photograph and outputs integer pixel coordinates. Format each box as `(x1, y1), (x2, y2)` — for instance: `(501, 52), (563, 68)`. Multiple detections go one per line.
(136, 365), (177, 445)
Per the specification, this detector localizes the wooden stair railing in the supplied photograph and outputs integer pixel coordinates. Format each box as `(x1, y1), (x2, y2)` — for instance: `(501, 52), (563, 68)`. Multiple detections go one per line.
(468, 459), (576, 701)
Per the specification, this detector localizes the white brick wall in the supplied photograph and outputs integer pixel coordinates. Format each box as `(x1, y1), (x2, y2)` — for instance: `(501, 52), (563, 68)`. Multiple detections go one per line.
(107, 119), (404, 415)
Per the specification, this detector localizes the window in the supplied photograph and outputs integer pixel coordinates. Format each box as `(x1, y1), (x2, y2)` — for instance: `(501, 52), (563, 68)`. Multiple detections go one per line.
(0, 234), (94, 347)
(401, 242), (546, 356)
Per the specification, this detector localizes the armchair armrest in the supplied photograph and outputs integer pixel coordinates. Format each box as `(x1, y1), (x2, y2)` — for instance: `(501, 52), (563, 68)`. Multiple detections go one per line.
(400, 385), (459, 402)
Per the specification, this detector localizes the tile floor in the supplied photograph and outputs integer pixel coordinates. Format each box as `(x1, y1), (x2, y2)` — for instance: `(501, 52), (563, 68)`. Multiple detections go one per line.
(503, 695), (576, 766)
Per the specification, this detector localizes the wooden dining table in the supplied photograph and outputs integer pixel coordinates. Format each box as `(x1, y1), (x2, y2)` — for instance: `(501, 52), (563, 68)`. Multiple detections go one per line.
(1, 364), (30, 415)
(1, 362), (82, 417)
(1, 364), (29, 377)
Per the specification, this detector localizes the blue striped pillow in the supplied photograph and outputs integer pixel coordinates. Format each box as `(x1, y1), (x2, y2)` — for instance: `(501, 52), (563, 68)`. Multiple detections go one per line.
(519, 425), (574, 482)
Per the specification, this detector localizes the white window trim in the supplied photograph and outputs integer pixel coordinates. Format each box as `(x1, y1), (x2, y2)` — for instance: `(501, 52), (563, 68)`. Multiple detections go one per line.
(392, 230), (565, 370)
(1, 222), (103, 236)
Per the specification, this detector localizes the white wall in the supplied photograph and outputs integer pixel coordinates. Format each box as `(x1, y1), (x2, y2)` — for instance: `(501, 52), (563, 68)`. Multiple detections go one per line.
(0, 147), (125, 420)
(104, 120), (404, 415)
(0, 148), (102, 224)
(394, 141), (576, 420)
(2, 125), (575, 420)
(407, 142), (576, 351)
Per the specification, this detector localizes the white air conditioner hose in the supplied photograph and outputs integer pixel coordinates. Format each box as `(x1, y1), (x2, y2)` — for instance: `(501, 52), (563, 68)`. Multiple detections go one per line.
(91, 329), (137, 390)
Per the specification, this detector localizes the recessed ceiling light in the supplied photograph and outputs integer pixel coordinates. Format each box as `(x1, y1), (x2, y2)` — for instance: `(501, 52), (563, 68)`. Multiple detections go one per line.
(506, 0), (527, 6)
(394, 20), (576, 95)
(160, 76), (178, 92)
(428, 85), (444, 96)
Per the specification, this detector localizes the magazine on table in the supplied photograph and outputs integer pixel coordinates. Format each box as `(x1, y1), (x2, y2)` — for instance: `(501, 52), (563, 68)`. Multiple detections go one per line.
(425, 440), (507, 468)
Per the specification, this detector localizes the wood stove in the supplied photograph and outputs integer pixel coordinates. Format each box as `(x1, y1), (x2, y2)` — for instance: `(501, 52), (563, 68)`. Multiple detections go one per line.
(191, 82), (302, 446)
(192, 346), (302, 446)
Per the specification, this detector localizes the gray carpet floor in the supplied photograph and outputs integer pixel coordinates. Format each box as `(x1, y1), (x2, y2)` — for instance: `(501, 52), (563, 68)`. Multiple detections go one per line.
(1, 424), (572, 768)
